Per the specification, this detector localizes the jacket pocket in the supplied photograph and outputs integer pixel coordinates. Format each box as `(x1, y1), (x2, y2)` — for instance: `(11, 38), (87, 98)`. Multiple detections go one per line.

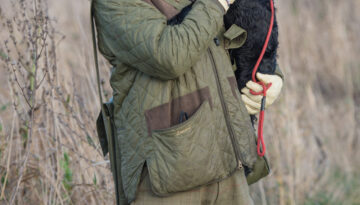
(146, 100), (221, 196)
(152, 100), (208, 134)
(144, 87), (213, 136)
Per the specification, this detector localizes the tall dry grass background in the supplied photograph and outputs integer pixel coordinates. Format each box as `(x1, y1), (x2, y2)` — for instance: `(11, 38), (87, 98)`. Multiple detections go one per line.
(0, 0), (359, 204)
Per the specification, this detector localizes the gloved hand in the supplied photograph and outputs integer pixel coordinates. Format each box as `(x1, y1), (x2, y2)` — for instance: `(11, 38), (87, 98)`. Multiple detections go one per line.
(218, 0), (235, 11)
(241, 73), (283, 115)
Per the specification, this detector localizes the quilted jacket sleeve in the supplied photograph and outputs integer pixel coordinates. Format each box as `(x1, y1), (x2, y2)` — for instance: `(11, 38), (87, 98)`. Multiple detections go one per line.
(94, 0), (225, 80)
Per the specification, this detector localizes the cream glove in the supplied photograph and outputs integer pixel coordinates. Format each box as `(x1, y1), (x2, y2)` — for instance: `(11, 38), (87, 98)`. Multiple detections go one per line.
(217, 0), (235, 11)
(241, 73), (283, 115)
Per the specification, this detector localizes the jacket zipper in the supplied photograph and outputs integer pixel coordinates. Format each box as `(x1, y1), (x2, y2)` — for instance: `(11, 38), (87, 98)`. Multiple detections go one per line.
(208, 48), (243, 170)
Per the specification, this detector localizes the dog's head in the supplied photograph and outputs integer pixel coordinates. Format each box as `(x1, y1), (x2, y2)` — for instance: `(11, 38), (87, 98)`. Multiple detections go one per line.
(224, 0), (279, 88)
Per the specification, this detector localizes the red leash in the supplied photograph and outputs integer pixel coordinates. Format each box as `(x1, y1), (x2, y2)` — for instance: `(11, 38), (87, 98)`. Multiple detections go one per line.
(249, 0), (275, 157)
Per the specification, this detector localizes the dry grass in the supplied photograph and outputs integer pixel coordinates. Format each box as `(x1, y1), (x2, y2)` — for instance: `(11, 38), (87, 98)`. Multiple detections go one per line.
(0, 0), (359, 204)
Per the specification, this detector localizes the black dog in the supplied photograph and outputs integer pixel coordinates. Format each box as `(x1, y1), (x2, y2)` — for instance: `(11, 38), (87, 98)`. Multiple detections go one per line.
(168, 0), (279, 90)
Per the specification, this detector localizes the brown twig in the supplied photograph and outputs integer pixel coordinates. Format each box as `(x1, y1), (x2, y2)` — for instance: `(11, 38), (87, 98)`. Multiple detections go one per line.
(9, 0), (39, 203)
(10, 64), (32, 108)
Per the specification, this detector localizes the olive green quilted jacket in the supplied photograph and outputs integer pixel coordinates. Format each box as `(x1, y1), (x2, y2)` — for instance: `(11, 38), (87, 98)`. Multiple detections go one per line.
(93, 0), (271, 204)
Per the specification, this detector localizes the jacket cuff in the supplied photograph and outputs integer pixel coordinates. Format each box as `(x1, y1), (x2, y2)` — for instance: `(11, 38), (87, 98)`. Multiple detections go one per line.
(223, 24), (247, 49)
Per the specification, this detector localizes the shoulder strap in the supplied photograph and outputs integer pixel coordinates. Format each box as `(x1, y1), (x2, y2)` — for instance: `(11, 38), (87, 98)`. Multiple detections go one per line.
(90, 0), (104, 109)
(90, 2), (122, 205)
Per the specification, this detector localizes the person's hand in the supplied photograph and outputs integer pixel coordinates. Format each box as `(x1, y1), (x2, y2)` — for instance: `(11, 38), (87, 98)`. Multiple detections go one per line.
(218, 0), (235, 11)
(241, 73), (283, 114)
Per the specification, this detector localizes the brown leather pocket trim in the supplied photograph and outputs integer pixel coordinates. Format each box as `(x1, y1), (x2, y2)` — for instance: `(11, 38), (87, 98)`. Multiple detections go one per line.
(144, 87), (213, 136)
(228, 76), (239, 99)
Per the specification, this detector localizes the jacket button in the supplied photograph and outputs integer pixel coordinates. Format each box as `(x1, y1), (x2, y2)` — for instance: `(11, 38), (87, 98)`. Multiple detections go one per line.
(214, 37), (220, 46)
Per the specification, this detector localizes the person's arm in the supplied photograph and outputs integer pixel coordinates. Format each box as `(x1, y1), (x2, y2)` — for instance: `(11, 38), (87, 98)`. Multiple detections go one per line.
(94, 0), (226, 80)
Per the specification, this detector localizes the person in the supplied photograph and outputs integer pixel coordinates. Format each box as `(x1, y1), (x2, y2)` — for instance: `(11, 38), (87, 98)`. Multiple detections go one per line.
(92, 0), (284, 204)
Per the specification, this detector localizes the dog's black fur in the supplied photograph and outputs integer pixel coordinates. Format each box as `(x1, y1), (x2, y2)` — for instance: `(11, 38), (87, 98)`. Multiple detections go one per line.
(168, 0), (279, 90)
